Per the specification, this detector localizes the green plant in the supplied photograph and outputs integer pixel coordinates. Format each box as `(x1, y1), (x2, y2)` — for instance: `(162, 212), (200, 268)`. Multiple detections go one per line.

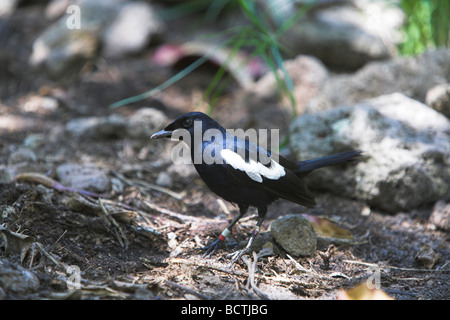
(399, 0), (450, 55)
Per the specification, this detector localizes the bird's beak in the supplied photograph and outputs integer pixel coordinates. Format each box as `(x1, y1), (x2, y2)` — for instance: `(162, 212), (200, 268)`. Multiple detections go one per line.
(151, 129), (173, 139)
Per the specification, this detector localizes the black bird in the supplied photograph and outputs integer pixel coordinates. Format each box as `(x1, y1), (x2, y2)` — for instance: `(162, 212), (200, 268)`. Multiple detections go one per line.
(151, 112), (361, 264)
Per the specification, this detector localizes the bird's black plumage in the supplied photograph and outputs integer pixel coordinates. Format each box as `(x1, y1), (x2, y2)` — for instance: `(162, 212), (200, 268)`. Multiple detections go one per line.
(152, 112), (361, 264)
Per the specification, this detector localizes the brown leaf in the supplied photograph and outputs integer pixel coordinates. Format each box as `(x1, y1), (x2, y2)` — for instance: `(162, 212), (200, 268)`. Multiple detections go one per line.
(338, 283), (394, 300)
(0, 225), (34, 264)
(302, 214), (353, 240)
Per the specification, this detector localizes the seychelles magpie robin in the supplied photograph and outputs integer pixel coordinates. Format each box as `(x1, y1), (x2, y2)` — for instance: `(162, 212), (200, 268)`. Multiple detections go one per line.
(151, 112), (361, 264)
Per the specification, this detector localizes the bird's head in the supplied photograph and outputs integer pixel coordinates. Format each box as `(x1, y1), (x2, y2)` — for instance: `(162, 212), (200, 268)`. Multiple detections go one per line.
(151, 112), (222, 142)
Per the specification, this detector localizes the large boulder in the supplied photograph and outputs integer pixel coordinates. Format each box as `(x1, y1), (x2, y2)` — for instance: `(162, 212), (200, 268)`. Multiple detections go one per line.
(289, 93), (450, 213)
(101, 1), (164, 58)
(307, 49), (450, 112)
(29, 0), (164, 84)
(426, 84), (450, 119)
(29, 0), (119, 84)
(214, 55), (328, 132)
(280, 1), (404, 70)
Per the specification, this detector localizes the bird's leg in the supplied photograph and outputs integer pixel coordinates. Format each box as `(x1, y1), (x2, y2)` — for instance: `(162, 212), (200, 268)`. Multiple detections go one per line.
(202, 205), (248, 258)
(228, 207), (266, 266)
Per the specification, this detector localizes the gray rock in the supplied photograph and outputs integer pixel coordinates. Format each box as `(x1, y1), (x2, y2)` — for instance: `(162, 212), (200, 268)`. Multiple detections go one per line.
(65, 114), (127, 139)
(56, 163), (110, 193)
(102, 2), (164, 58)
(270, 214), (317, 257)
(0, 259), (40, 294)
(426, 84), (450, 118)
(215, 55), (328, 132)
(0, 0), (18, 17)
(22, 95), (59, 114)
(415, 244), (440, 269)
(126, 108), (168, 139)
(29, 0), (165, 84)
(290, 93), (450, 213)
(45, 0), (71, 20)
(156, 171), (172, 188)
(280, 1), (403, 70)
(8, 148), (38, 166)
(7, 148), (43, 180)
(29, 25), (98, 85)
(429, 201), (450, 231)
(65, 108), (168, 141)
(23, 134), (45, 149)
(238, 231), (274, 254)
(167, 163), (197, 184)
(29, 0), (120, 84)
(307, 49), (450, 112)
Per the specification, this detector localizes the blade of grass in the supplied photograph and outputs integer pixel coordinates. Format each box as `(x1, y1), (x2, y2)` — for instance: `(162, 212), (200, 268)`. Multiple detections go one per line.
(202, 28), (254, 114)
(276, 1), (316, 37)
(271, 45), (296, 116)
(109, 39), (234, 109)
(109, 55), (207, 109)
(430, 0), (450, 47)
(238, 0), (273, 39)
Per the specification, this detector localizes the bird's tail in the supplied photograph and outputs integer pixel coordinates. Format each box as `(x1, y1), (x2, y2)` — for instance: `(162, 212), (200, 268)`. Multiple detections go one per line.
(296, 150), (362, 174)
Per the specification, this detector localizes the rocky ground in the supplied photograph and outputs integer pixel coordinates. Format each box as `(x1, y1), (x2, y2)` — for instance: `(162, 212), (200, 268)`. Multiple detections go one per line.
(0, 1), (449, 300)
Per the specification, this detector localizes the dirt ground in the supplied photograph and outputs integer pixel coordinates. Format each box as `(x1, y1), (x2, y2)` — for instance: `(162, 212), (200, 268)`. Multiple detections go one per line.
(0, 5), (449, 300)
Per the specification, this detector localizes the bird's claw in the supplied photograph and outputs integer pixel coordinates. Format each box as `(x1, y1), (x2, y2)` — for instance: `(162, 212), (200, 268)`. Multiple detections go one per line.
(202, 236), (253, 266)
(201, 238), (223, 258)
(201, 238), (237, 258)
(227, 247), (249, 266)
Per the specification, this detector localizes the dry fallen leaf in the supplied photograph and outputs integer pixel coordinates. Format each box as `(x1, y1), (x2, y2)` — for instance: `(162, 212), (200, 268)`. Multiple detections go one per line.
(302, 214), (353, 240)
(338, 283), (394, 300)
(0, 225), (34, 264)
(415, 244), (440, 269)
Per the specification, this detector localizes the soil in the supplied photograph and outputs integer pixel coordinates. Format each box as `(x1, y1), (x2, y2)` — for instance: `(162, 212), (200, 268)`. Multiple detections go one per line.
(0, 4), (448, 301)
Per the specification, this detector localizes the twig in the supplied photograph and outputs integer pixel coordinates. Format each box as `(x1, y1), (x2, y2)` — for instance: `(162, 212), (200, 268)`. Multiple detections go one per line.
(286, 254), (312, 274)
(217, 199), (231, 215)
(111, 171), (185, 200)
(287, 254), (349, 280)
(169, 257), (320, 287)
(34, 242), (61, 267)
(47, 230), (67, 252)
(134, 180), (186, 200)
(244, 252), (270, 299)
(239, 213), (259, 223)
(143, 200), (202, 222)
(98, 198), (129, 249)
(96, 197), (137, 212)
(167, 257), (248, 277)
(164, 279), (211, 300)
(343, 260), (450, 273)
(87, 197), (161, 237)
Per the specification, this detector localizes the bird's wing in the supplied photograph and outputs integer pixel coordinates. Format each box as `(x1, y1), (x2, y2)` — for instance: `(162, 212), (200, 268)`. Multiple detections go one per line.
(219, 140), (316, 207)
(260, 170), (316, 207)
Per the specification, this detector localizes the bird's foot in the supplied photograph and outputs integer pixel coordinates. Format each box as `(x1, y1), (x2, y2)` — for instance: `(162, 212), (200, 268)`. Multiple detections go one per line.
(226, 228), (259, 266)
(201, 238), (237, 258)
(201, 238), (223, 258)
(227, 247), (250, 266)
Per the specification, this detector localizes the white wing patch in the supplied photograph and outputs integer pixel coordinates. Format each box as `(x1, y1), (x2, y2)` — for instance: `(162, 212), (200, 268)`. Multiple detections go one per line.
(220, 149), (286, 183)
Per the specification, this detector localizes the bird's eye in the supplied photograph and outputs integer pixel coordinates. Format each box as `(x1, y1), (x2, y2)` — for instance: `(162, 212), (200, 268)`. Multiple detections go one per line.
(183, 118), (193, 128)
